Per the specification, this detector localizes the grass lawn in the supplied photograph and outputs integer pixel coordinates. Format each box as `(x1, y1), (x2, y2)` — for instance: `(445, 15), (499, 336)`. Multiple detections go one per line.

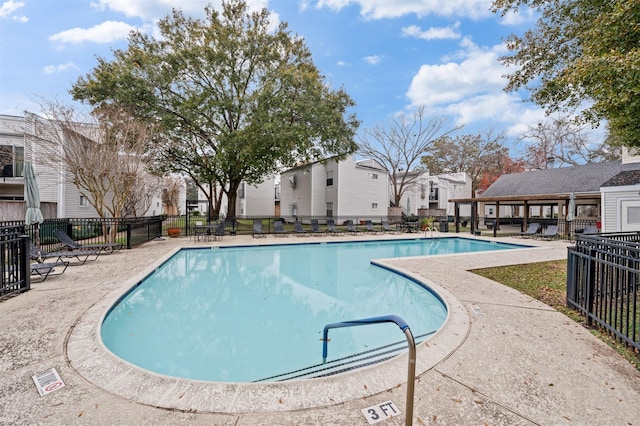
(472, 260), (639, 371)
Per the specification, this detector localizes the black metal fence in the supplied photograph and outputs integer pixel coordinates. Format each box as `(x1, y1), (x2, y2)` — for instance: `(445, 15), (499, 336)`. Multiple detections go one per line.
(161, 214), (420, 237)
(0, 216), (164, 252)
(567, 232), (640, 354)
(1, 226), (30, 301)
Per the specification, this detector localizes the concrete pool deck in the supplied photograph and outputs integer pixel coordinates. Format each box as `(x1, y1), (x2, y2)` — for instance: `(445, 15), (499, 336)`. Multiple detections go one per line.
(1, 233), (639, 425)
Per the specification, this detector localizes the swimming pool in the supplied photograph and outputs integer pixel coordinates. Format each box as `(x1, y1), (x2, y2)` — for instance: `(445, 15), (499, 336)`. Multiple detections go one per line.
(101, 238), (523, 383)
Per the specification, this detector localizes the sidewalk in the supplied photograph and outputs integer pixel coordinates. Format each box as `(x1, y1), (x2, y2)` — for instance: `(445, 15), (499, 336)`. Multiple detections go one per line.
(1, 234), (638, 425)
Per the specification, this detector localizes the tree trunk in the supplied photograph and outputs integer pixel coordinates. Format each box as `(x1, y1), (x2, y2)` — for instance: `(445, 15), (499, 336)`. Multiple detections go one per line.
(226, 181), (241, 219)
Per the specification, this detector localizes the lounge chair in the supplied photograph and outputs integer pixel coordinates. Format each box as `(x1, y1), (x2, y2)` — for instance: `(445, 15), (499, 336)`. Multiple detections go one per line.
(30, 242), (100, 265)
(54, 229), (122, 253)
(252, 220), (266, 238)
(381, 220), (399, 234)
(310, 219), (323, 235)
(325, 218), (342, 235)
(30, 260), (69, 282)
(345, 220), (360, 234)
(364, 220), (379, 234)
(519, 222), (540, 238)
(293, 220), (309, 236)
(273, 220), (289, 237)
(535, 225), (559, 240)
(582, 225), (599, 234)
(214, 222), (225, 241)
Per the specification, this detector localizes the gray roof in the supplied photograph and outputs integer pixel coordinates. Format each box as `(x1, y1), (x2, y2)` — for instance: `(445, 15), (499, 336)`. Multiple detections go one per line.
(480, 160), (640, 198)
(601, 169), (640, 187)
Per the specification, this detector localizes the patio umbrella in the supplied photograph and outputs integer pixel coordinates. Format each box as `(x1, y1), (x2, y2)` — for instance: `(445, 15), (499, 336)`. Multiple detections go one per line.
(23, 162), (44, 249)
(566, 192), (576, 222)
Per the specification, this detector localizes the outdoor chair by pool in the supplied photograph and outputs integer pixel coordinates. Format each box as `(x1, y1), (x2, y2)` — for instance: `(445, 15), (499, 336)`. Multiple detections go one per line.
(345, 220), (360, 234)
(252, 220), (266, 238)
(519, 222), (540, 238)
(325, 218), (342, 235)
(30, 242), (100, 265)
(364, 220), (379, 234)
(213, 222), (225, 241)
(535, 225), (559, 240)
(381, 220), (399, 234)
(294, 220), (309, 236)
(53, 229), (122, 253)
(310, 219), (323, 235)
(30, 260), (69, 282)
(191, 221), (209, 242)
(274, 221), (289, 237)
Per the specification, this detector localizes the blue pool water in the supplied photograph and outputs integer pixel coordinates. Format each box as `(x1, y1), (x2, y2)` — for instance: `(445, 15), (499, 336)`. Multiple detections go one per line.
(101, 238), (524, 382)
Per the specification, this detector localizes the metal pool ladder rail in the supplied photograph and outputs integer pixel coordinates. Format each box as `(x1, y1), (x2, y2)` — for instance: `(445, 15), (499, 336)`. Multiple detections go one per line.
(322, 315), (417, 426)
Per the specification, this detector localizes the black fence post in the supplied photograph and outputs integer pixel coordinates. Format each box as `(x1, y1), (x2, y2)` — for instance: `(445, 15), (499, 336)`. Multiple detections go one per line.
(19, 234), (30, 292)
(586, 248), (597, 326)
(126, 222), (132, 250)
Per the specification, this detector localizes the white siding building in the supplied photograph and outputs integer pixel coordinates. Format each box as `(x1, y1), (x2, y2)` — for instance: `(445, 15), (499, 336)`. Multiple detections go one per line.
(0, 113), (175, 220)
(396, 170), (472, 217)
(195, 176), (276, 218)
(279, 156), (390, 220)
(600, 149), (640, 232)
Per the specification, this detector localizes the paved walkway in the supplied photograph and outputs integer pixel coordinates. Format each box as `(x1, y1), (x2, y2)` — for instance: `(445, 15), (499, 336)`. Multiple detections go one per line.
(1, 234), (639, 425)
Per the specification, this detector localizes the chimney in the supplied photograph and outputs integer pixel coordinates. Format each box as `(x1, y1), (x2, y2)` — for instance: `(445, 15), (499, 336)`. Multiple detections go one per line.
(547, 156), (555, 169)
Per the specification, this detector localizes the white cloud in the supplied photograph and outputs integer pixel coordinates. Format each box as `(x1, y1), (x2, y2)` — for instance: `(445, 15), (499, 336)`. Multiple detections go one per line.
(0, 0), (23, 18)
(12, 14), (26, 22)
(43, 62), (80, 75)
(402, 22), (461, 40)
(498, 7), (536, 26)
(49, 21), (136, 46)
(363, 54), (383, 65)
(407, 37), (507, 107)
(316, 0), (494, 20)
(405, 37), (548, 133)
(90, 0), (268, 21)
(336, 60), (349, 66)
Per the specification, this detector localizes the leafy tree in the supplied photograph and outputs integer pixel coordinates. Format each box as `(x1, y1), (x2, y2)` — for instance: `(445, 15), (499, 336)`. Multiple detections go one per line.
(357, 105), (460, 208)
(421, 130), (510, 195)
(519, 116), (621, 169)
(492, 0), (640, 146)
(476, 155), (526, 194)
(71, 0), (359, 219)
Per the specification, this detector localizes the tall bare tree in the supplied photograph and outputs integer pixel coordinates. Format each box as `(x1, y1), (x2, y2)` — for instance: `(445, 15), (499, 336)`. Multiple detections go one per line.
(358, 105), (461, 208)
(161, 175), (185, 215)
(124, 174), (164, 218)
(519, 116), (621, 170)
(26, 101), (155, 240)
(421, 129), (509, 195)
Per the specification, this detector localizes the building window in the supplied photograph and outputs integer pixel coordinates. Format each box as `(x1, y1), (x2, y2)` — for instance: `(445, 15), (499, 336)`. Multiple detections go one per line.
(0, 145), (24, 178)
(628, 207), (640, 224)
(326, 170), (333, 186)
(372, 203), (378, 210)
(79, 195), (88, 207)
(371, 173), (378, 180)
(326, 202), (333, 217)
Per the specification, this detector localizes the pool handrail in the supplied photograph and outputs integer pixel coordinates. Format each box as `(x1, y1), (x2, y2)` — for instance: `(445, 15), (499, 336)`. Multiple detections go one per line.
(321, 314), (416, 426)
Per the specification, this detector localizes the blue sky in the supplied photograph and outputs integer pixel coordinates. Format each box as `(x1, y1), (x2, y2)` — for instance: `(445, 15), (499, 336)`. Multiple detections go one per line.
(0, 0), (548, 147)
